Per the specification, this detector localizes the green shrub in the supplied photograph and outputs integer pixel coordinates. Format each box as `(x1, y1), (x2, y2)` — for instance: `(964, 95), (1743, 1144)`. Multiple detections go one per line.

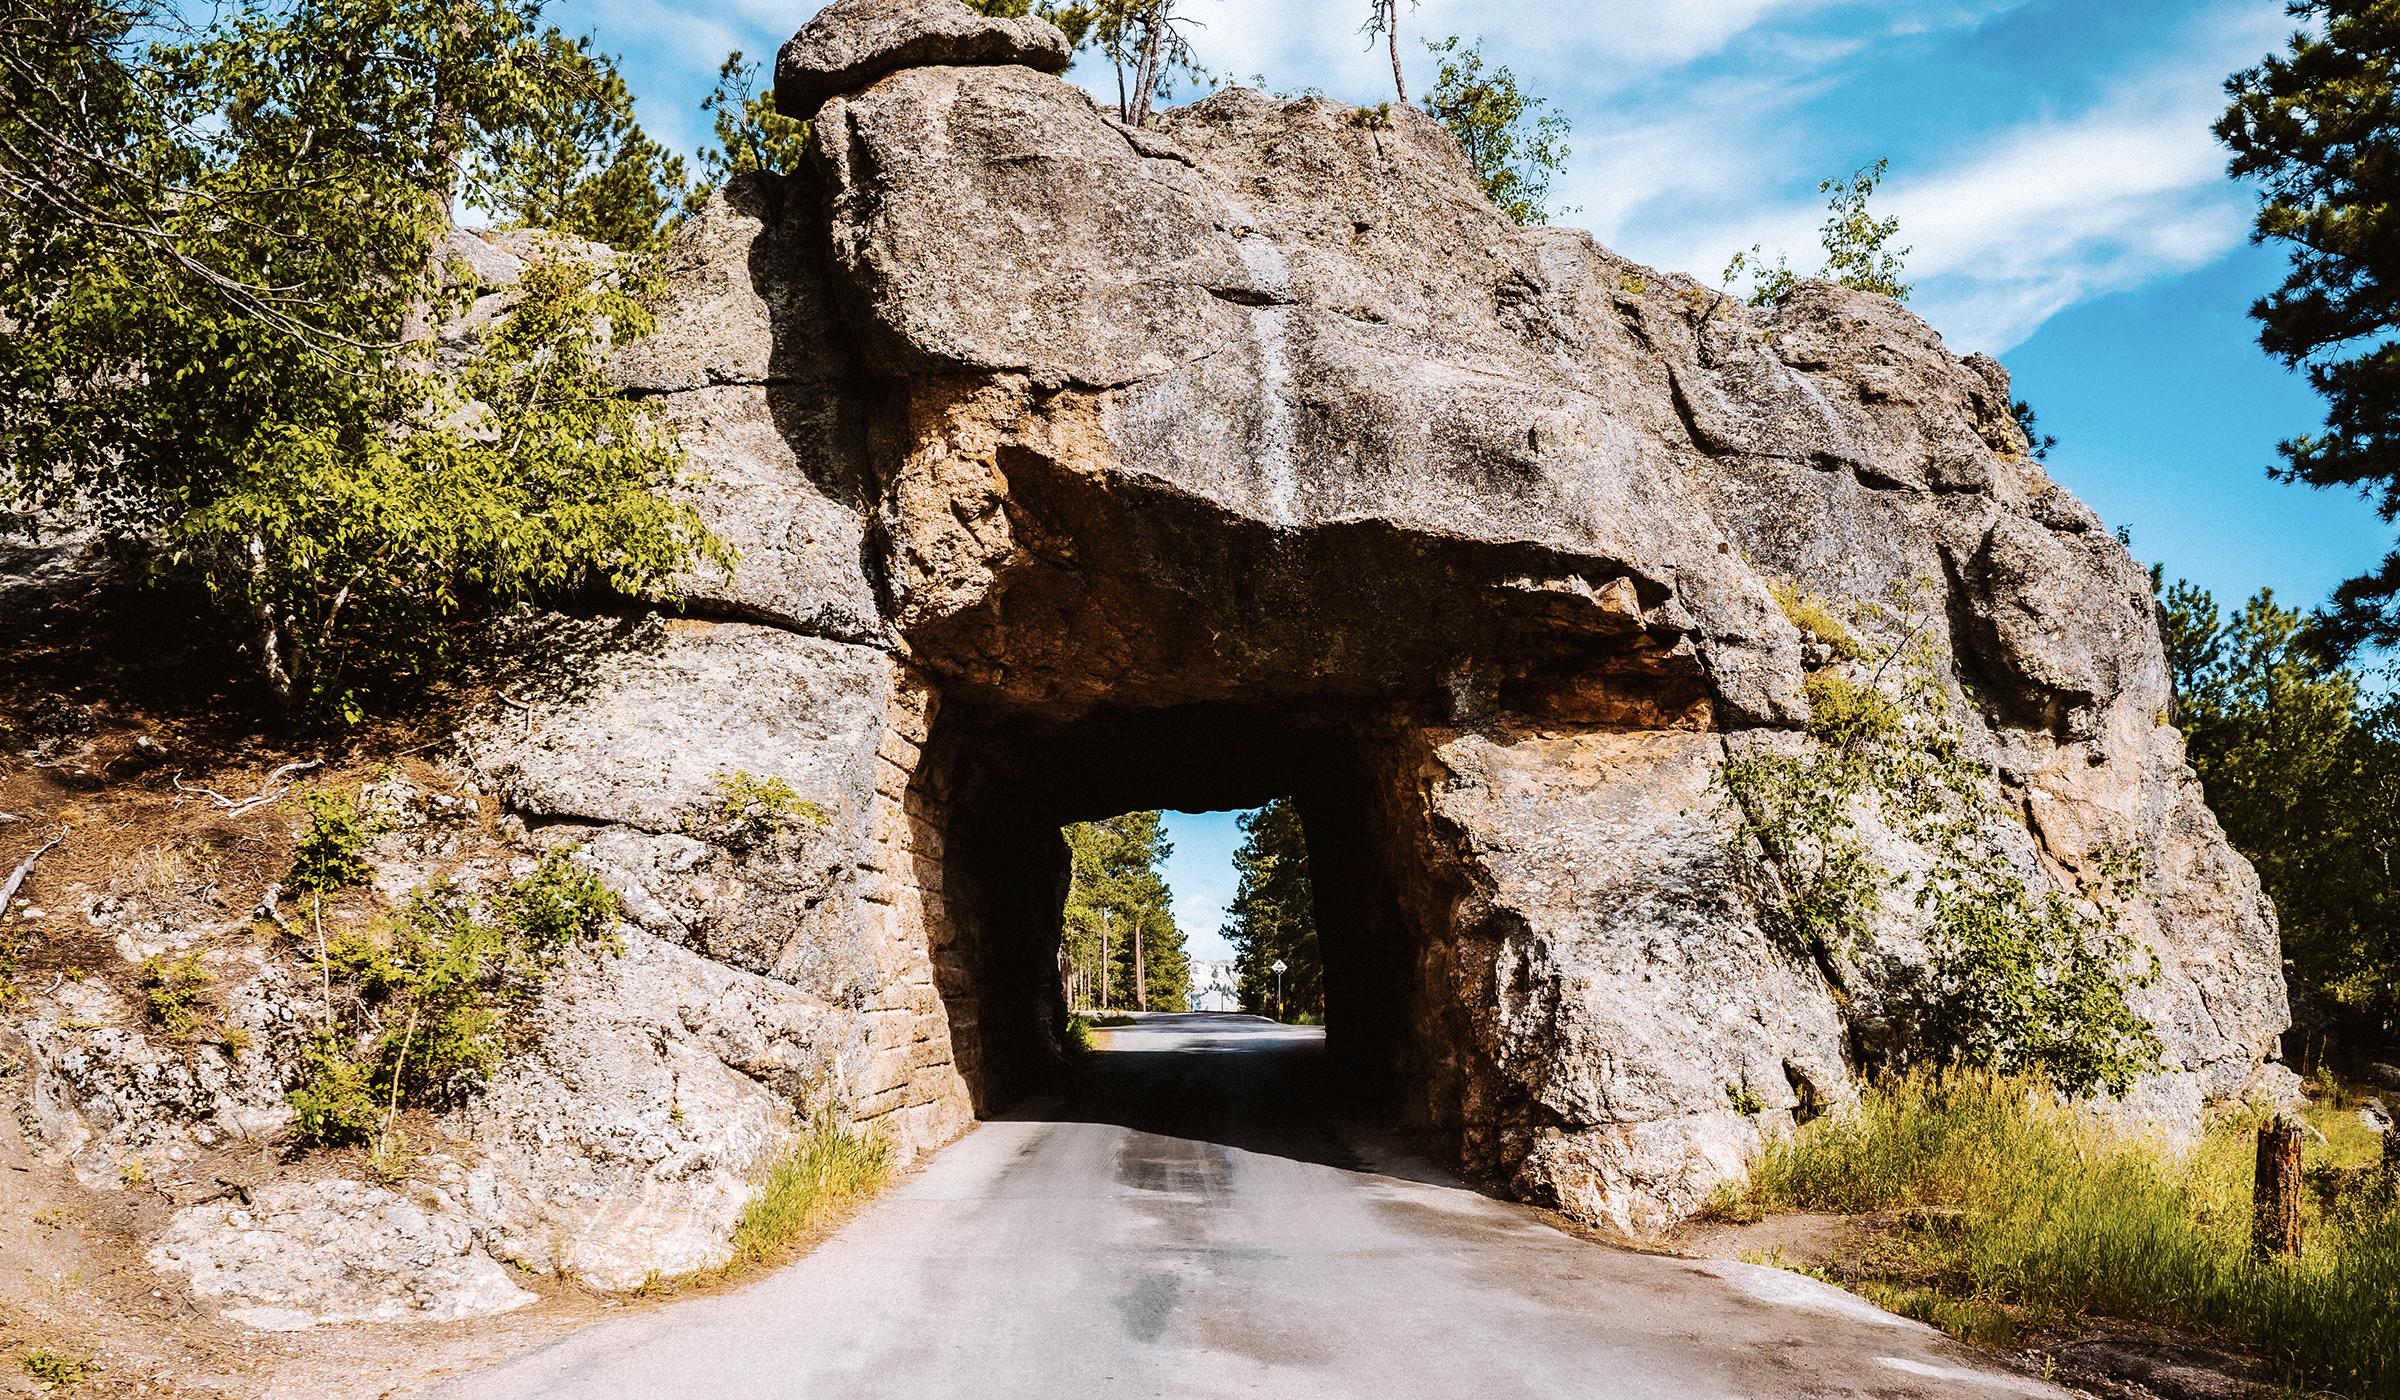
(1725, 1082), (1764, 1116)
(1720, 580), (2161, 1097)
(729, 1120), (893, 1266)
(1062, 1013), (1096, 1054)
(286, 847), (619, 1147)
(139, 952), (213, 1039)
(287, 788), (377, 897)
(1092, 1013), (1136, 1028)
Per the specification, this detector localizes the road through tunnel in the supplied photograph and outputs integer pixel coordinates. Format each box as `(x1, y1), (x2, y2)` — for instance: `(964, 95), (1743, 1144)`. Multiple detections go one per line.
(910, 700), (1424, 1119)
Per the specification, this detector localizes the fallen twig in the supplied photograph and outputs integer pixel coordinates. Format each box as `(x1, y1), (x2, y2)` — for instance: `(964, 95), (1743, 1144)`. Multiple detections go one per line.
(171, 758), (324, 817)
(0, 832), (64, 913)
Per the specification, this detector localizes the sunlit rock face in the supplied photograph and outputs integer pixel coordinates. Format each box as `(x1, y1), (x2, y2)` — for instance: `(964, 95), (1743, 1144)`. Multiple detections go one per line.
(485, 0), (2289, 1238)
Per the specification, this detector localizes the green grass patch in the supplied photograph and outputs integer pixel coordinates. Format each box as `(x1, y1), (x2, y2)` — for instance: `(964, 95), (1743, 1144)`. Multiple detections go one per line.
(729, 1120), (895, 1268)
(1062, 1013), (1097, 1054)
(1727, 1067), (2400, 1397)
(1091, 1013), (1136, 1028)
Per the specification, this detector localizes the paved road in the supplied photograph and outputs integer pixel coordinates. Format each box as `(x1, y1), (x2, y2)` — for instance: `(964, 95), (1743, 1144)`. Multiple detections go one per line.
(433, 1014), (2063, 1399)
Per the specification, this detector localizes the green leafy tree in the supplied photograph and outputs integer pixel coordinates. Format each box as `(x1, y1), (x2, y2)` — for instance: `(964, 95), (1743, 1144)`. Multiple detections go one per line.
(2216, 4), (2400, 654)
(1725, 159), (1911, 306)
(475, 31), (685, 252)
(1222, 798), (1321, 1019)
(1061, 812), (1187, 1012)
(2157, 576), (2399, 1033)
(686, 50), (810, 213)
(1419, 36), (1570, 226)
(0, 0), (725, 720)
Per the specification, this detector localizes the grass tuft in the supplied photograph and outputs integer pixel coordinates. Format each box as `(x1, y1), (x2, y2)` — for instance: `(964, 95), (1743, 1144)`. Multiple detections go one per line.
(1730, 1067), (2400, 1397)
(1062, 1013), (1097, 1054)
(728, 1120), (894, 1268)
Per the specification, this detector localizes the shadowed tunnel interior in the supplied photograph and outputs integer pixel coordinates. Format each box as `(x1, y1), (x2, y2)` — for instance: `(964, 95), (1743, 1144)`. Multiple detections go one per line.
(912, 700), (1427, 1119)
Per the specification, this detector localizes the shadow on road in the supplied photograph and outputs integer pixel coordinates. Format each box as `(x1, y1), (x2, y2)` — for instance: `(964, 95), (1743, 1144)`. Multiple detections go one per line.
(994, 1012), (1471, 1191)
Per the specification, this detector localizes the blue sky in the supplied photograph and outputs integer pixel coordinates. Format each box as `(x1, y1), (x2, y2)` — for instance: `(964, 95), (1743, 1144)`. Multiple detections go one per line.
(576, 0), (2394, 949)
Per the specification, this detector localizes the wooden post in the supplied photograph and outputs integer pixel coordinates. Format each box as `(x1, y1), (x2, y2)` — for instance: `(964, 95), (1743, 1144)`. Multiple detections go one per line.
(2252, 1115), (2304, 1259)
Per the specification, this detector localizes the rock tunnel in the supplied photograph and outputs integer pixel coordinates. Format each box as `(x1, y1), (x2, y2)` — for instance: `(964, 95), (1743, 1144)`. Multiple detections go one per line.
(465, 0), (2292, 1242)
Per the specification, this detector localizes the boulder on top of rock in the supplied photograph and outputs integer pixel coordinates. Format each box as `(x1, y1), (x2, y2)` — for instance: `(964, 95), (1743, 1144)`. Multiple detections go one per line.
(774, 0), (1071, 117)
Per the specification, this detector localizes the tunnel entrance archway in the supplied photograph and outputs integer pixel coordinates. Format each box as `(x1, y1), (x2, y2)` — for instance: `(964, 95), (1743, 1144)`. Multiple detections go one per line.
(910, 700), (1422, 1116)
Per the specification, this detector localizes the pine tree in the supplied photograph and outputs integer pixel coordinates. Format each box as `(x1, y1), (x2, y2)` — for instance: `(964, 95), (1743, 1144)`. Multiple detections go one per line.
(1221, 799), (1320, 1019)
(475, 31), (685, 252)
(1061, 812), (1187, 1012)
(2216, 2), (2400, 653)
(2158, 574), (2399, 1034)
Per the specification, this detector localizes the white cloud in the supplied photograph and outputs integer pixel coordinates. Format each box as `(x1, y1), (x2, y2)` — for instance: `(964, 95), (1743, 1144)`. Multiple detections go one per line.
(1545, 0), (2286, 352)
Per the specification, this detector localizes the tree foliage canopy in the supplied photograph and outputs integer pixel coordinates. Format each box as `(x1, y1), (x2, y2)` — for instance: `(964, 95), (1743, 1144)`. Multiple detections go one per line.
(2217, 1), (2400, 654)
(1062, 812), (1187, 1012)
(0, 0), (718, 719)
(1221, 799), (1321, 1019)
(2158, 575), (2399, 1033)
(1419, 35), (1569, 226)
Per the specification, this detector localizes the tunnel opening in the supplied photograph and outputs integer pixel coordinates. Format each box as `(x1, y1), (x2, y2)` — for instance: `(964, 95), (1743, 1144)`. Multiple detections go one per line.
(908, 698), (1428, 1120)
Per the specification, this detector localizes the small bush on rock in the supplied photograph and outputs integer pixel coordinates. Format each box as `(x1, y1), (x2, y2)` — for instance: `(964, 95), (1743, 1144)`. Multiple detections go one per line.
(1719, 579), (2162, 1097)
(701, 770), (828, 848)
(287, 847), (619, 1148)
(287, 788), (377, 898)
(139, 952), (213, 1040)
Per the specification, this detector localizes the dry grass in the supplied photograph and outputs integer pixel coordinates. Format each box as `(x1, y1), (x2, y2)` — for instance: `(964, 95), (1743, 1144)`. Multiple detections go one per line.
(1722, 1067), (2400, 1397)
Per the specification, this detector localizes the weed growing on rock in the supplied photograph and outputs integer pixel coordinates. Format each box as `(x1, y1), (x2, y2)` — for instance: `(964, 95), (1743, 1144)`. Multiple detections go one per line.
(1769, 581), (1865, 660)
(700, 770), (828, 849)
(1720, 580), (2162, 1097)
(1725, 1083), (1764, 1116)
(139, 952), (213, 1040)
(729, 1120), (893, 1267)
(287, 847), (620, 1150)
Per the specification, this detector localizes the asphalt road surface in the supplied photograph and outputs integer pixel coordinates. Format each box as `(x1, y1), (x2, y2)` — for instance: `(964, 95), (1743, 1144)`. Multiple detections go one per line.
(433, 1013), (2064, 1399)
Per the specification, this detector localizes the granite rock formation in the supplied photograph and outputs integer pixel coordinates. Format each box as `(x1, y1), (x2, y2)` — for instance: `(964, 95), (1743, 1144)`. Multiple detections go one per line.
(499, 0), (2287, 1235)
(7, 0), (2295, 1296)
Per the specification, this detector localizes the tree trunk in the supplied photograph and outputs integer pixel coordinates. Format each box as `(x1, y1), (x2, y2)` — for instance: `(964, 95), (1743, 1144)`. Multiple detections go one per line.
(1131, 0), (1167, 127)
(1134, 922), (1147, 1011)
(2253, 1116), (2304, 1258)
(247, 534), (295, 709)
(1388, 10), (1406, 103)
